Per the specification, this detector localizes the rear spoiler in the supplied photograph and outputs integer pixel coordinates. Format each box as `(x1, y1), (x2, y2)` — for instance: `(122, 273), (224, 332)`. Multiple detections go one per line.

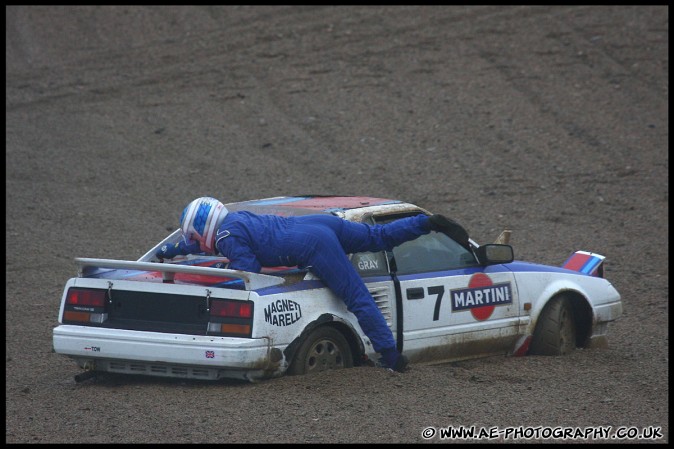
(561, 251), (606, 278)
(75, 258), (285, 291)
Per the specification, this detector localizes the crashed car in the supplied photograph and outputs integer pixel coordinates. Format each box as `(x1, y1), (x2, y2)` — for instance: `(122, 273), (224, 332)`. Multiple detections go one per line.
(53, 195), (622, 382)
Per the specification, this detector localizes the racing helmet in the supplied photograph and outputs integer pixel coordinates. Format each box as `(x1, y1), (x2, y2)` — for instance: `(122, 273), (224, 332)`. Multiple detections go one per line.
(179, 197), (228, 254)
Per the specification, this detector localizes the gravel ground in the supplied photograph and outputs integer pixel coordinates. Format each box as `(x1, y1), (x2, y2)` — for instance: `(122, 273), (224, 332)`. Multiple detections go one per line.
(6, 5), (668, 444)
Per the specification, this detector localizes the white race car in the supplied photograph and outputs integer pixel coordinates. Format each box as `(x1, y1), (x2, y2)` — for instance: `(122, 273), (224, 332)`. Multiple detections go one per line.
(53, 195), (622, 382)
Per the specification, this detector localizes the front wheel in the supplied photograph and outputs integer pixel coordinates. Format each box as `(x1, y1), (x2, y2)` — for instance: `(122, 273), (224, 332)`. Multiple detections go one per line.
(529, 296), (576, 356)
(287, 326), (353, 375)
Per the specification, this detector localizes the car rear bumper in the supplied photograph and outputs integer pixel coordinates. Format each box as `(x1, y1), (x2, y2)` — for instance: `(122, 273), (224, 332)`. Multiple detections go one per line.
(53, 325), (285, 381)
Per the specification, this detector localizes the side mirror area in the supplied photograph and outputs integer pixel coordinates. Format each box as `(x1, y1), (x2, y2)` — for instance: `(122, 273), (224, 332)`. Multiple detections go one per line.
(475, 244), (514, 265)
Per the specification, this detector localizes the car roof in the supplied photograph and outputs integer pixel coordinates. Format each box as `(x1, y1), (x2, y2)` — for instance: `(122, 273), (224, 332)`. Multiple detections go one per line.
(224, 195), (418, 218)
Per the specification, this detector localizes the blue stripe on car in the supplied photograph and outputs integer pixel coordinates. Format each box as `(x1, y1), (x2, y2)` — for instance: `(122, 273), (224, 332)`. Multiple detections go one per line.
(580, 256), (602, 274)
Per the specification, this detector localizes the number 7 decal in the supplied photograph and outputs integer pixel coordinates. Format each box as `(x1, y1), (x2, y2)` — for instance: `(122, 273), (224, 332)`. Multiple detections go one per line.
(429, 285), (445, 321)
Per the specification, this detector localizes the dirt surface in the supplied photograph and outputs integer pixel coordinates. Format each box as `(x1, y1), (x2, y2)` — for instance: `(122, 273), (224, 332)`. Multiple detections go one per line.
(5, 6), (668, 444)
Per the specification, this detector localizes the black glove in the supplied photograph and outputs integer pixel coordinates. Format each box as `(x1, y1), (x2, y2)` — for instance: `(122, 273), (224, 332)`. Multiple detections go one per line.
(429, 214), (469, 248)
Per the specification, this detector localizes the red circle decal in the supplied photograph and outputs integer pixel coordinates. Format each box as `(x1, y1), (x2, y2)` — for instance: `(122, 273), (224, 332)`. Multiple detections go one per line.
(468, 273), (495, 321)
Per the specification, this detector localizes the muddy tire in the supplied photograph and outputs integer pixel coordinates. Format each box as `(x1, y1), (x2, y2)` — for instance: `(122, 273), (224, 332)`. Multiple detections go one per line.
(287, 326), (353, 375)
(530, 296), (576, 356)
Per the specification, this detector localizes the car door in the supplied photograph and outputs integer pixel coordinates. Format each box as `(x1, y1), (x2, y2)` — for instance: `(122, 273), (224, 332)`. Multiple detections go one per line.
(349, 248), (399, 353)
(377, 214), (521, 364)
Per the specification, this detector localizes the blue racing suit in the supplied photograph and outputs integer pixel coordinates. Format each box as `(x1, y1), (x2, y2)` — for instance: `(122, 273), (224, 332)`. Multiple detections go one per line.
(211, 212), (432, 354)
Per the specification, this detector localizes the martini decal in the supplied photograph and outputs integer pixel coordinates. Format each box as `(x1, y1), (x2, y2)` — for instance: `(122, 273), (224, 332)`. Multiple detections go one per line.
(451, 273), (512, 320)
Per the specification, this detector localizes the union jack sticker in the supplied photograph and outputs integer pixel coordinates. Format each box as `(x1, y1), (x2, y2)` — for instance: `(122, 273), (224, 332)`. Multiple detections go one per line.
(205, 350), (215, 359)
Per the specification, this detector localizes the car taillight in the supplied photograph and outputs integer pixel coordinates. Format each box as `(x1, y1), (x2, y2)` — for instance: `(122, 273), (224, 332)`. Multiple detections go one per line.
(207, 299), (253, 337)
(210, 300), (252, 318)
(67, 289), (107, 307)
(62, 288), (108, 325)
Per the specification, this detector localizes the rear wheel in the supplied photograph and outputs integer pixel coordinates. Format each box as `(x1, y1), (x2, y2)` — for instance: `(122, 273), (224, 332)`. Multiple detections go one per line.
(530, 296), (576, 356)
(287, 326), (353, 375)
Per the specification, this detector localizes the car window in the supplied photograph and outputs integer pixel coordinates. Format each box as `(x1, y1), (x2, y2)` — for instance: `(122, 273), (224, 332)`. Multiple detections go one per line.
(390, 232), (479, 274)
(373, 213), (479, 275)
(351, 214), (478, 276)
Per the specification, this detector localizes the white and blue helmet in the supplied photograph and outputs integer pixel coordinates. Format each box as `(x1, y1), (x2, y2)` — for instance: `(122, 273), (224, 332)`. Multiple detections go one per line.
(180, 197), (228, 254)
